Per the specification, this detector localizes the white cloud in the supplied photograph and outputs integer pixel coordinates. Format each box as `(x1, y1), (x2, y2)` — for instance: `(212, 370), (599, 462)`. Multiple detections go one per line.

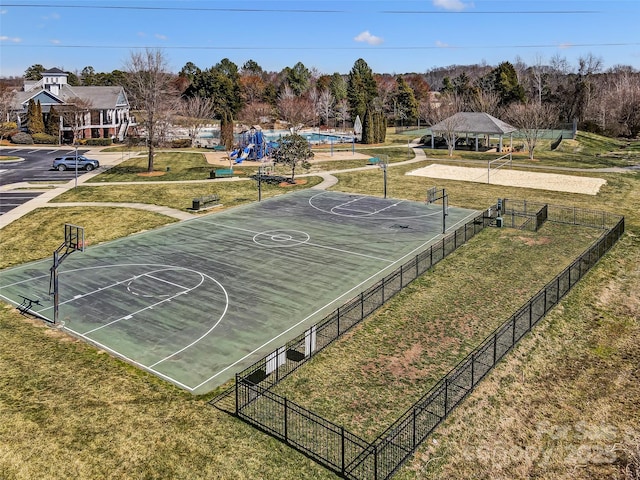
(41, 12), (61, 20)
(155, 33), (167, 40)
(436, 40), (450, 48)
(0, 9), (7, 14)
(354, 31), (384, 46)
(558, 42), (573, 49)
(49, 39), (61, 44)
(0, 35), (22, 43)
(433, 0), (473, 11)
(137, 32), (146, 37)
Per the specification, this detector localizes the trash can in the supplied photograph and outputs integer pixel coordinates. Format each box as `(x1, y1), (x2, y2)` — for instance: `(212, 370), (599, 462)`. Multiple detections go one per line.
(192, 198), (201, 210)
(496, 217), (503, 228)
(209, 170), (216, 179)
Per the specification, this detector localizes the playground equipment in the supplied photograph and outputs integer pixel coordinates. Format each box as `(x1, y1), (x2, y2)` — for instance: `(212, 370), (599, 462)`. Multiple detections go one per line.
(233, 125), (277, 161)
(229, 144), (254, 164)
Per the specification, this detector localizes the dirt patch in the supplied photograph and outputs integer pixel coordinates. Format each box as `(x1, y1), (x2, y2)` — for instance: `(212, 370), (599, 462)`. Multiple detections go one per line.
(137, 171), (166, 177)
(516, 235), (552, 246)
(279, 179), (307, 187)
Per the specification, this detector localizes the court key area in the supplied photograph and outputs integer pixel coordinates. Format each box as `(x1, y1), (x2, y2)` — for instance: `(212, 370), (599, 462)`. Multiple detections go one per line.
(0, 190), (478, 394)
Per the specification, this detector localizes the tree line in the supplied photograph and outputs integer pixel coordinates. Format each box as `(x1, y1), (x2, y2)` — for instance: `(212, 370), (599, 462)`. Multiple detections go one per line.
(2, 52), (638, 167)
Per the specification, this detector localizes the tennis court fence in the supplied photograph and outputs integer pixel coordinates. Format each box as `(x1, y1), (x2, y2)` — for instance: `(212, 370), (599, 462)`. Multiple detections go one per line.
(211, 203), (624, 480)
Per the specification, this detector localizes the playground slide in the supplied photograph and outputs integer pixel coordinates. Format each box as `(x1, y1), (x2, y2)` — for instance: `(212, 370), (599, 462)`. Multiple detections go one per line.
(233, 144), (254, 164)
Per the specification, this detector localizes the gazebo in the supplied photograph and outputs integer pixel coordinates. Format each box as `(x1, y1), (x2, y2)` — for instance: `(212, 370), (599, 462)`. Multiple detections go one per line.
(429, 112), (517, 153)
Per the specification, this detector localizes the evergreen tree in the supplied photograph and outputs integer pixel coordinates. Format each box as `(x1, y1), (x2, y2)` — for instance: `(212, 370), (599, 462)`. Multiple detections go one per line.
(46, 106), (60, 137)
(283, 62), (311, 96)
(347, 59), (378, 124)
(362, 107), (375, 144)
(26, 99), (45, 134)
(394, 76), (419, 125)
(491, 62), (525, 106)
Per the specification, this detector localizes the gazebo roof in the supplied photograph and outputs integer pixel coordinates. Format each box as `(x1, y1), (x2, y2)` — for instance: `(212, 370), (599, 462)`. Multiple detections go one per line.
(430, 112), (517, 135)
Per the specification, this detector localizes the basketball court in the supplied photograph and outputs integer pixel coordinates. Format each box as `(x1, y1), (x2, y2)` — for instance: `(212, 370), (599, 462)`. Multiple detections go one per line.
(0, 190), (478, 394)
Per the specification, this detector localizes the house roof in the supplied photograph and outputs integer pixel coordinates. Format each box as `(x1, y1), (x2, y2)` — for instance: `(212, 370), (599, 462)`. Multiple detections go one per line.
(430, 112), (517, 135)
(12, 85), (128, 111)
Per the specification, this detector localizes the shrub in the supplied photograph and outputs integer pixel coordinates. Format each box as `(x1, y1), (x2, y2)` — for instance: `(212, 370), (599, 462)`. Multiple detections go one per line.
(10, 132), (34, 144)
(85, 138), (112, 146)
(171, 138), (192, 148)
(32, 133), (59, 144)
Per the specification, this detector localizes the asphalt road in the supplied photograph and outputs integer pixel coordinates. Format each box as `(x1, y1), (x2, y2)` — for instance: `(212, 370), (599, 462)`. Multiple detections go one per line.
(0, 147), (94, 215)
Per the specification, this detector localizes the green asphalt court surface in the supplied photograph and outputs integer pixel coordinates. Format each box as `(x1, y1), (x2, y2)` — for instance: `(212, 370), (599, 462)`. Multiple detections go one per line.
(0, 190), (479, 394)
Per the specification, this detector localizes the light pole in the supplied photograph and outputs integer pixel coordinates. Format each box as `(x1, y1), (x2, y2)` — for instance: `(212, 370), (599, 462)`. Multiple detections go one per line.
(74, 142), (79, 189)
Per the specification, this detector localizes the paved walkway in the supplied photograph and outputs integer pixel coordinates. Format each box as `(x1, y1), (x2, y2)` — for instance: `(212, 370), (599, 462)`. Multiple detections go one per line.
(0, 142), (425, 229)
(0, 141), (633, 230)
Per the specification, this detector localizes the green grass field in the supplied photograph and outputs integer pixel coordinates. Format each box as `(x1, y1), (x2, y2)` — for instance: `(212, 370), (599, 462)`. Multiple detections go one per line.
(0, 132), (638, 479)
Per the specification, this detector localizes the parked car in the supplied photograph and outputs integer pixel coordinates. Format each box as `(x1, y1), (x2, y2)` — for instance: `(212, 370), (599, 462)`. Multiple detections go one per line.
(52, 155), (100, 172)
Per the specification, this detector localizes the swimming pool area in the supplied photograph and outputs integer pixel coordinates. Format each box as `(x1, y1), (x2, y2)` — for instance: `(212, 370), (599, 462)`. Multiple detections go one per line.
(196, 128), (355, 144)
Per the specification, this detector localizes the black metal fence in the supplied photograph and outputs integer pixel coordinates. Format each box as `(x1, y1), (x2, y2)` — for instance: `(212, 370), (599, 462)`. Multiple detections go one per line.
(212, 202), (624, 480)
(213, 210), (491, 407)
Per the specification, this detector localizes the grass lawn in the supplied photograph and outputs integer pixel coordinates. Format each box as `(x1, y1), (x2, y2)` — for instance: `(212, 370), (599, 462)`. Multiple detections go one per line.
(51, 175), (323, 212)
(0, 132), (638, 479)
(418, 132), (640, 169)
(273, 223), (604, 440)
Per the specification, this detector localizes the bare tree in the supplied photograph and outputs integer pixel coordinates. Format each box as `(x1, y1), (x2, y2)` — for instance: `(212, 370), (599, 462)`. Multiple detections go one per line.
(238, 101), (273, 126)
(530, 53), (547, 105)
(506, 102), (557, 160)
(0, 85), (17, 123)
(334, 98), (350, 131)
(316, 88), (335, 127)
(124, 48), (178, 172)
(428, 93), (465, 157)
(177, 96), (215, 146)
(59, 97), (92, 144)
(470, 89), (502, 117)
(277, 84), (315, 132)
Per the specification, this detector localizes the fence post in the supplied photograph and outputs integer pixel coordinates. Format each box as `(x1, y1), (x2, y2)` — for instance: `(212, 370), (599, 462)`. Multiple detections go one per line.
(529, 300), (533, 330)
(341, 426), (345, 476)
(493, 332), (497, 365)
(512, 316), (516, 346)
(430, 245), (433, 268)
(413, 407), (417, 449)
(444, 378), (449, 415)
(284, 397), (288, 443)
(374, 444), (378, 480)
(381, 278), (385, 304)
(416, 253), (419, 278)
(235, 373), (239, 414)
(400, 264), (404, 288)
(471, 353), (475, 386)
(360, 292), (364, 323)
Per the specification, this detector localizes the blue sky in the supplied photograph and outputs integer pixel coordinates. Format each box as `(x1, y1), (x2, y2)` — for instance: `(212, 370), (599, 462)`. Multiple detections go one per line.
(1, 0), (639, 77)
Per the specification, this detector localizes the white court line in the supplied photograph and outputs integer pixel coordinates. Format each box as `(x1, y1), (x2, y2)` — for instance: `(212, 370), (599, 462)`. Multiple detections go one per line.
(82, 289), (190, 335)
(145, 273), (191, 290)
(333, 197), (405, 216)
(191, 231), (445, 390)
(199, 219), (396, 262)
(62, 326), (196, 391)
(305, 241), (394, 263)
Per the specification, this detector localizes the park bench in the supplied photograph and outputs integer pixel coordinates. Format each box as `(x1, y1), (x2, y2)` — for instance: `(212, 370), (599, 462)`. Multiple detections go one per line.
(367, 157), (381, 165)
(209, 168), (234, 179)
(191, 194), (221, 211)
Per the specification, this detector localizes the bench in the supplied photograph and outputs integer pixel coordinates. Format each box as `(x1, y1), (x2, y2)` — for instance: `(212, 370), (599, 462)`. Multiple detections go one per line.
(209, 168), (234, 179)
(367, 157), (381, 165)
(191, 194), (221, 211)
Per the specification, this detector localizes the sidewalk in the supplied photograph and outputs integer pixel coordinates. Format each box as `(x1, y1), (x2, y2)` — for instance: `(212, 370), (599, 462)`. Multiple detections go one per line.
(0, 143), (427, 230)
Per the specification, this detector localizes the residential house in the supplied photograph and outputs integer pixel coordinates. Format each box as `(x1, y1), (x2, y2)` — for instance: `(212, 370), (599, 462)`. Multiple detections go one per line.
(11, 67), (135, 143)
